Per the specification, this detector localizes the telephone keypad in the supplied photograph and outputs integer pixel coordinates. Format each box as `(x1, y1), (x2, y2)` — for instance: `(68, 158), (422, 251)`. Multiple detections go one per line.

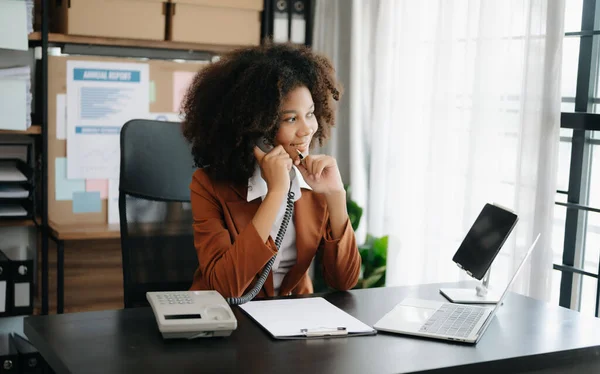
(157, 292), (194, 306)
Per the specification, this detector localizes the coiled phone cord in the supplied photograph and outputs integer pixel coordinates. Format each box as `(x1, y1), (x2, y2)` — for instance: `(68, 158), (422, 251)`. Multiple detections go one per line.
(226, 182), (295, 305)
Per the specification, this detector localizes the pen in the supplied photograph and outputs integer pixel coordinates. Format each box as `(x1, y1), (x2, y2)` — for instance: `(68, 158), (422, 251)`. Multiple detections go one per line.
(296, 149), (304, 164)
(300, 327), (348, 337)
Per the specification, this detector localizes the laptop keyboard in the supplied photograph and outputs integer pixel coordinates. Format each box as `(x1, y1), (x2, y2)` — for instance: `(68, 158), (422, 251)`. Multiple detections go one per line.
(419, 304), (486, 338)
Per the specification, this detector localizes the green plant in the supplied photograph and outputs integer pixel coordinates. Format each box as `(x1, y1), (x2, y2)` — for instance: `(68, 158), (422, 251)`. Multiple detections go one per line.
(347, 196), (363, 232)
(356, 234), (388, 288)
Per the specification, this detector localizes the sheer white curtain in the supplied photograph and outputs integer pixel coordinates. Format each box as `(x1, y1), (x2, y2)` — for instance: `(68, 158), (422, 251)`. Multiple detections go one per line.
(315, 0), (565, 300)
(312, 0), (353, 183)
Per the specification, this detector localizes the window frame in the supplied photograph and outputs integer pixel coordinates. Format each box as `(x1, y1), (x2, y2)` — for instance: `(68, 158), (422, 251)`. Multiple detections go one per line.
(557, 0), (600, 317)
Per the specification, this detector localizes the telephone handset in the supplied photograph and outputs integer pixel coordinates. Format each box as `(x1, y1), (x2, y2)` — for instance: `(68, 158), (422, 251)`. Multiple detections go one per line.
(224, 137), (297, 305)
(255, 136), (296, 180)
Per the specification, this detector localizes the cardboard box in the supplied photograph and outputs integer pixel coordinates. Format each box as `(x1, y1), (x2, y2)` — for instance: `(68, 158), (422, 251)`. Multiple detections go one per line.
(169, 0), (263, 46)
(170, 0), (263, 10)
(52, 0), (167, 41)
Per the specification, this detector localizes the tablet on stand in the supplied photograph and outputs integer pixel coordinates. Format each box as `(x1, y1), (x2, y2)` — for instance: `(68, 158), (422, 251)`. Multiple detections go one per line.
(440, 203), (519, 304)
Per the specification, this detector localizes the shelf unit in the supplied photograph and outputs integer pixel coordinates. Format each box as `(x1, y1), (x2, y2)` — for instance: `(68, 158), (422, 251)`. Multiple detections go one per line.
(27, 32), (244, 54)
(15, 0), (314, 315)
(0, 125), (42, 135)
(0, 217), (39, 228)
(27, 1), (238, 316)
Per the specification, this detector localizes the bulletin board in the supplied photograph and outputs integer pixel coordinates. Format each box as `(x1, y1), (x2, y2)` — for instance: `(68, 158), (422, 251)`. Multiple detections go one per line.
(47, 55), (207, 225)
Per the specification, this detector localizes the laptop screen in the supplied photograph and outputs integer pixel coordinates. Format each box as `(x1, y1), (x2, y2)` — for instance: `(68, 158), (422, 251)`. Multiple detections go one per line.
(451, 203), (518, 280)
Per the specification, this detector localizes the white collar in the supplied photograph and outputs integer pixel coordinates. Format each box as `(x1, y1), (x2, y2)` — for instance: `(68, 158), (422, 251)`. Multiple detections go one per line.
(247, 163), (312, 202)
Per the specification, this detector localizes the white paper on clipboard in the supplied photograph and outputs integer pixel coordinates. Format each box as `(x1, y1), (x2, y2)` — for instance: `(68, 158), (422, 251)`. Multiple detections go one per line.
(239, 297), (376, 339)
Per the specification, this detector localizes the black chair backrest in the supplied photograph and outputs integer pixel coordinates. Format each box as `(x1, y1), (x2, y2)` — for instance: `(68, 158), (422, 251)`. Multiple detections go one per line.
(119, 119), (198, 308)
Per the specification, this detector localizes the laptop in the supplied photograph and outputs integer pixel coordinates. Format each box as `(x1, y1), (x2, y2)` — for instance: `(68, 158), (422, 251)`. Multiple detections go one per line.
(373, 233), (540, 344)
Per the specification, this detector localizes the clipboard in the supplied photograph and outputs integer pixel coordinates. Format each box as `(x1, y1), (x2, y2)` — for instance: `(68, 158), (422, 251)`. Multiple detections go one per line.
(238, 297), (377, 340)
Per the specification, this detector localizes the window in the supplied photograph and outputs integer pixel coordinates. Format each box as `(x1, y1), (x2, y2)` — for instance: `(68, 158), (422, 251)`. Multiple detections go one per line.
(555, 0), (600, 317)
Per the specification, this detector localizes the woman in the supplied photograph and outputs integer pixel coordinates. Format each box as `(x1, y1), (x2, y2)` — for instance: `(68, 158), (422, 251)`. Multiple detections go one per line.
(181, 42), (360, 300)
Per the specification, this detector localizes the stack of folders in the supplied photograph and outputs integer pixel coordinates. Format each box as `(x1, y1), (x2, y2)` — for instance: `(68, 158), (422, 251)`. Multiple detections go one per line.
(0, 249), (33, 317)
(26, 0), (34, 35)
(0, 0), (33, 51)
(0, 66), (32, 132)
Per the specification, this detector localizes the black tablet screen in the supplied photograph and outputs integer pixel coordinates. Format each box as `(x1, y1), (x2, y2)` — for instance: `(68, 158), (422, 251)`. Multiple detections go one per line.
(452, 203), (518, 280)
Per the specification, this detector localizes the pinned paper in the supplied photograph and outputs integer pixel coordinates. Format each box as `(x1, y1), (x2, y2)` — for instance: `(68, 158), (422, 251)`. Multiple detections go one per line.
(172, 71), (196, 112)
(149, 80), (156, 103)
(85, 179), (108, 199)
(55, 157), (85, 201)
(67, 60), (149, 179)
(56, 94), (67, 140)
(72, 191), (101, 213)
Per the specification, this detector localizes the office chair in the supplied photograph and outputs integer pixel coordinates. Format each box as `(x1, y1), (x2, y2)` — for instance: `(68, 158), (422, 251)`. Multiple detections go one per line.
(118, 119), (199, 308)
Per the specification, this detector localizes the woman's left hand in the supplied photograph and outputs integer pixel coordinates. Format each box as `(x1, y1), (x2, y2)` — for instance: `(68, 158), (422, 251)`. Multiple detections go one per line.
(295, 154), (344, 195)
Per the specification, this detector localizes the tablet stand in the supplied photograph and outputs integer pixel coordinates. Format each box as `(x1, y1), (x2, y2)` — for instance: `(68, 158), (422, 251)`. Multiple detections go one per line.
(439, 268), (502, 304)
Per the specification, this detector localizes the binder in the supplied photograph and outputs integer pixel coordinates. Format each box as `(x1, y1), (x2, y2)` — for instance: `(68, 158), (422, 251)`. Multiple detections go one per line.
(7, 255), (33, 316)
(10, 334), (46, 374)
(0, 251), (10, 318)
(290, 0), (307, 44)
(273, 0), (289, 43)
(0, 333), (19, 373)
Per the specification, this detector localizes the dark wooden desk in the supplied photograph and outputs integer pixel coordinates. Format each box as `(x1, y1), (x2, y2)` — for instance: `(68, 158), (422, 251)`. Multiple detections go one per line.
(48, 221), (190, 314)
(23, 283), (600, 374)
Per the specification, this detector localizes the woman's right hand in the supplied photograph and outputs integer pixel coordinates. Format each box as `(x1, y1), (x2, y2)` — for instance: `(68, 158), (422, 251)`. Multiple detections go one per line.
(253, 145), (292, 195)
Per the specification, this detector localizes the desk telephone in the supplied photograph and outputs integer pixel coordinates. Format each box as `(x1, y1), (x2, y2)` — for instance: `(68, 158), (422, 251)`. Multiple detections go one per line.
(148, 136), (299, 339)
(147, 291), (237, 339)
